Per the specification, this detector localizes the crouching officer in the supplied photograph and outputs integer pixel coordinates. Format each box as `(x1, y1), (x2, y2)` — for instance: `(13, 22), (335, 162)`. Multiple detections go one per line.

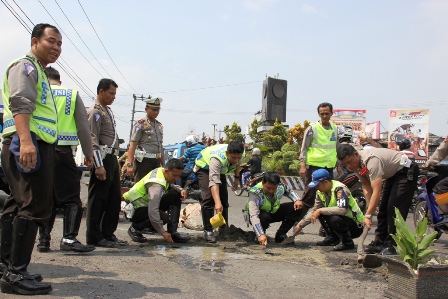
(123, 158), (190, 243)
(245, 172), (304, 245)
(293, 169), (364, 250)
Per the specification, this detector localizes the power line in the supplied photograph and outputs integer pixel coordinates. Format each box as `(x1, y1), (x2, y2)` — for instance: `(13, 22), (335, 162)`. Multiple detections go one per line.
(78, 0), (139, 94)
(1, 0), (32, 31)
(144, 80), (262, 94)
(54, 0), (132, 96)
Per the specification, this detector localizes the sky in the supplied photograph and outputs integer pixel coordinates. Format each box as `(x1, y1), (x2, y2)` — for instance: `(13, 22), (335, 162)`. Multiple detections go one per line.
(1, 0), (447, 146)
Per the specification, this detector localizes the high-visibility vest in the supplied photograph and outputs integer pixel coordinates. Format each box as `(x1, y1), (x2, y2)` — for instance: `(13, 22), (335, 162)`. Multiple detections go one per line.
(195, 144), (243, 174)
(317, 180), (364, 223)
(123, 167), (169, 209)
(2, 56), (57, 143)
(245, 182), (288, 214)
(306, 122), (337, 168)
(52, 85), (79, 145)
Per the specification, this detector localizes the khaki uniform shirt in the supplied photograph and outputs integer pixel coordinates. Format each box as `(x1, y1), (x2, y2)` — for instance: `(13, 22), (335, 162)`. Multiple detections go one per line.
(87, 100), (118, 150)
(426, 137), (448, 167)
(51, 83), (93, 158)
(130, 117), (163, 154)
(355, 148), (403, 181)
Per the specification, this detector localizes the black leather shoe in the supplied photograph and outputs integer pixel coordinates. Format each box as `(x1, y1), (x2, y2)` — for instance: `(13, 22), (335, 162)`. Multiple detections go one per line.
(60, 238), (95, 252)
(318, 226), (327, 237)
(106, 235), (128, 246)
(0, 272), (51, 295)
(316, 236), (340, 246)
(275, 233), (288, 244)
(128, 227), (147, 243)
(204, 231), (216, 243)
(380, 246), (397, 256)
(141, 227), (156, 234)
(171, 232), (190, 243)
(37, 242), (50, 253)
(94, 239), (115, 248)
(333, 241), (355, 251)
(364, 241), (383, 254)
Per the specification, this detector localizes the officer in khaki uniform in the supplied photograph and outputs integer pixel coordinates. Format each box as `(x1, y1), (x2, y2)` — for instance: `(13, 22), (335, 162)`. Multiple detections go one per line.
(126, 97), (165, 182)
(0, 23), (60, 295)
(86, 78), (128, 248)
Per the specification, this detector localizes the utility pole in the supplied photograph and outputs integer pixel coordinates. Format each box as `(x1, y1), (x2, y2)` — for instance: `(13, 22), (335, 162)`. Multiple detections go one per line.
(129, 94), (148, 142)
(212, 124), (217, 140)
(217, 129), (224, 140)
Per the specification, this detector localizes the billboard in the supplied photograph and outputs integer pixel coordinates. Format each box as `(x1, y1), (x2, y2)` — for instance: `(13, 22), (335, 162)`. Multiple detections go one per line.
(365, 121), (380, 139)
(331, 109), (366, 143)
(388, 109), (429, 164)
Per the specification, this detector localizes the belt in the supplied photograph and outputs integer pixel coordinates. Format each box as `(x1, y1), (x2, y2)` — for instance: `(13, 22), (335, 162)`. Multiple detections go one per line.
(144, 153), (161, 159)
(105, 148), (119, 156)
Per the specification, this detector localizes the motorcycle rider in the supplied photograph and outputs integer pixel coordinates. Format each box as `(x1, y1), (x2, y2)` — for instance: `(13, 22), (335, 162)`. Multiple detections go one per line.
(178, 135), (205, 188)
(240, 147), (262, 188)
(423, 136), (448, 223)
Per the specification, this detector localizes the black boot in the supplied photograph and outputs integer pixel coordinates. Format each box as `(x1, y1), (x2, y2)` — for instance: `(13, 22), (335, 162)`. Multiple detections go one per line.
(60, 204), (95, 252)
(316, 217), (340, 246)
(168, 205), (190, 243)
(0, 215), (42, 282)
(275, 218), (296, 243)
(128, 220), (147, 243)
(202, 208), (216, 243)
(333, 232), (355, 251)
(0, 217), (52, 295)
(37, 211), (56, 253)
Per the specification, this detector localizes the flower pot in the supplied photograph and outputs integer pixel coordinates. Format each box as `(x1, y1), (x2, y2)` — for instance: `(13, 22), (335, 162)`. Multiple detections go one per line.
(383, 255), (448, 299)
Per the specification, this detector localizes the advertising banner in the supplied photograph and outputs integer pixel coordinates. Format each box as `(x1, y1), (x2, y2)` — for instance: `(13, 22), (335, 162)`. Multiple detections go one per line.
(331, 109), (366, 143)
(388, 109), (429, 164)
(365, 121), (380, 139)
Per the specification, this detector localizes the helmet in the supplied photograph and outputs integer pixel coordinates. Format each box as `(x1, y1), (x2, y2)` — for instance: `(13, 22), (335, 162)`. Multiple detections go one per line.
(399, 139), (411, 151)
(338, 125), (353, 141)
(185, 135), (199, 147)
(252, 148), (261, 156)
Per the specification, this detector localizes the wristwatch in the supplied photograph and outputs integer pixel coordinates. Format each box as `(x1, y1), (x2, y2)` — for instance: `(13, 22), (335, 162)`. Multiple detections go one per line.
(365, 214), (372, 219)
(127, 162), (133, 167)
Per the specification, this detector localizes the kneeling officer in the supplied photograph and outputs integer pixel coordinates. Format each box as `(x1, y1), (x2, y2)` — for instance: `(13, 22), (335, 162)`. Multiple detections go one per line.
(245, 172), (304, 245)
(123, 158), (190, 243)
(293, 169), (364, 251)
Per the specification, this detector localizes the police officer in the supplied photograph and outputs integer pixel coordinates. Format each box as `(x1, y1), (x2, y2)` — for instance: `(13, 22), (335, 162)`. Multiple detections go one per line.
(86, 78), (128, 248)
(123, 158), (190, 243)
(126, 97), (164, 182)
(36, 67), (95, 253)
(299, 102), (339, 209)
(294, 169), (364, 251)
(195, 141), (244, 243)
(245, 172), (303, 245)
(0, 23), (61, 295)
(338, 144), (418, 255)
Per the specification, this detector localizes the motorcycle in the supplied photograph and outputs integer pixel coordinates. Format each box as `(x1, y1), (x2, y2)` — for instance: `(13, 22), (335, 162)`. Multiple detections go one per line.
(177, 163), (202, 201)
(234, 165), (264, 196)
(413, 165), (448, 240)
(335, 169), (367, 214)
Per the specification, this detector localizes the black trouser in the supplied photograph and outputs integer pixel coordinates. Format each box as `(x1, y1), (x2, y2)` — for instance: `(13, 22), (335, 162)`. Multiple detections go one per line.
(301, 165), (334, 207)
(131, 189), (181, 228)
(374, 164), (418, 247)
(1, 138), (55, 224)
(320, 214), (363, 238)
(434, 177), (448, 195)
(86, 154), (121, 244)
(258, 202), (309, 233)
(134, 157), (160, 182)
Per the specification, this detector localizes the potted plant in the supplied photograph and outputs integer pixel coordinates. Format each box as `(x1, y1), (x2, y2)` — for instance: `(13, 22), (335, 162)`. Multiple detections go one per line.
(383, 207), (448, 299)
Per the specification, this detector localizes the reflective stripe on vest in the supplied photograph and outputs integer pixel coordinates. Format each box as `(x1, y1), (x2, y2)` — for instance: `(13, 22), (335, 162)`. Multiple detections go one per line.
(2, 56), (57, 143)
(52, 86), (79, 145)
(195, 144), (242, 174)
(246, 182), (287, 214)
(317, 180), (364, 223)
(306, 122), (337, 168)
(123, 167), (169, 209)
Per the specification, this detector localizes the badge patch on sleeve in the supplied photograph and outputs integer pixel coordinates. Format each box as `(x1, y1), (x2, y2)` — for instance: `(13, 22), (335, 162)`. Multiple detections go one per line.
(134, 126), (140, 132)
(24, 63), (35, 76)
(94, 113), (100, 122)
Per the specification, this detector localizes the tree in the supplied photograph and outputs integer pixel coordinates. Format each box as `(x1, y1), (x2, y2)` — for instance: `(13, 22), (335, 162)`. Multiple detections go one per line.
(262, 119), (289, 151)
(248, 118), (264, 143)
(223, 122), (245, 143)
(288, 120), (310, 149)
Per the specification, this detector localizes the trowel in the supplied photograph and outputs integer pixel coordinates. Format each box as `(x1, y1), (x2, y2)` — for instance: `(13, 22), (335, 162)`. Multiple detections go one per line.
(357, 225), (382, 268)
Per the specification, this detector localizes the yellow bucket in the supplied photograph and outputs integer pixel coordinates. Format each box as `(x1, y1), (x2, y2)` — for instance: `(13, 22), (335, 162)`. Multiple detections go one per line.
(210, 212), (226, 228)
(435, 192), (448, 206)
